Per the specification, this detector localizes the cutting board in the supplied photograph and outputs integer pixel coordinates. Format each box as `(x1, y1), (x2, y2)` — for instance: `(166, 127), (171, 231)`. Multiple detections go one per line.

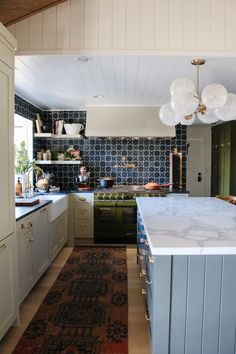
(15, 198), (40, 206)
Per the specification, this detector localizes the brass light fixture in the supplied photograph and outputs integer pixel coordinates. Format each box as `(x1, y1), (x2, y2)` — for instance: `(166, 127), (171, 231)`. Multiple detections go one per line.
(160, 58), (236, 126)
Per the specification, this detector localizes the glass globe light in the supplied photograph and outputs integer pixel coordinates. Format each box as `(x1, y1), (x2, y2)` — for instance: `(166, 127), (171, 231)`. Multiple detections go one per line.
(170, 77), (195, 97)
(180, 114), (195, 125)
(159, 102), (182, 126)
(201, 84), (227, 109)
(215, 93), (236, 121)
(197, 108), (218, 124)
(171, 93), (199, 116)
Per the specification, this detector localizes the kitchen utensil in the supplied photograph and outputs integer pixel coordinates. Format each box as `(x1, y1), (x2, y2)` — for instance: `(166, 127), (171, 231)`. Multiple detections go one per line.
(64, 123), (84, 135)
(99, 177), (114, 189)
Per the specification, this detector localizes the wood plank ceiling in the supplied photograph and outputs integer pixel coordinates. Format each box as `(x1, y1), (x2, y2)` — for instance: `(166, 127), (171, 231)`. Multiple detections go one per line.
(0, 0), (67, 25)
(15, 55), (236, 110)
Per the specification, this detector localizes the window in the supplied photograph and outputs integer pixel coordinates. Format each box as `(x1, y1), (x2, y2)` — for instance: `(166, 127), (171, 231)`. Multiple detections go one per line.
(14, 114), (33, 185)
(14, 114), (33, 161)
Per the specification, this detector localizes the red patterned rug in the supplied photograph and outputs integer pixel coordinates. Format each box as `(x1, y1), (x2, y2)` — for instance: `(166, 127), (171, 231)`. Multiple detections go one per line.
(13, 246), (128, 354)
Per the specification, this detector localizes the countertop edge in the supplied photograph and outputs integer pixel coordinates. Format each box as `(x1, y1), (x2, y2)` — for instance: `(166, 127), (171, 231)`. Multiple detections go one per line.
(15, 200), (52, 222)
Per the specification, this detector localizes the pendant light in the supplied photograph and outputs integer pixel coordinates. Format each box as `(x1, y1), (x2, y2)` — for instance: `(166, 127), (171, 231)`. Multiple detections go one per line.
(159, 58), (236, 126)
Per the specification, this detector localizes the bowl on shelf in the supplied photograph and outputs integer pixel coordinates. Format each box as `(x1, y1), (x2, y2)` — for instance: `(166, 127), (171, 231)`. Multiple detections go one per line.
(64, 123), (84, 135)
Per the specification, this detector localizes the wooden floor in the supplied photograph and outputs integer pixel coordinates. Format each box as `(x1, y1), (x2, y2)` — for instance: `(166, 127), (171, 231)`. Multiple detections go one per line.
(0, 247), (150, 354)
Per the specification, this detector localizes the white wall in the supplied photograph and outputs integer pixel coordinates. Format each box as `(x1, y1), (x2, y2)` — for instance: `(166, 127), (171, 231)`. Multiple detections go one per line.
(7, 0), (236, 55)
(186, 126), (212, 197)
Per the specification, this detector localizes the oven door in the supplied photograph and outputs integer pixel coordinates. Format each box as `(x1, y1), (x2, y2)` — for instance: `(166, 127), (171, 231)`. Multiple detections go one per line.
(94, 201), (137, 244)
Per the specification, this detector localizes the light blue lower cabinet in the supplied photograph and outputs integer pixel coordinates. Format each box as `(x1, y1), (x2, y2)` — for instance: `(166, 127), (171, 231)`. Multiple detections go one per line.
(137, 211), (236, 354)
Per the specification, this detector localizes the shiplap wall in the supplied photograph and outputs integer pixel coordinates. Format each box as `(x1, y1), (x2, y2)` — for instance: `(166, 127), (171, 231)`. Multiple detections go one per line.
(7, 0), (236, 54)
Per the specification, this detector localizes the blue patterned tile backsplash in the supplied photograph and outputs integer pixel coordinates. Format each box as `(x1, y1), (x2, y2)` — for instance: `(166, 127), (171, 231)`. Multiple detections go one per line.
(15, 95), (187, 190)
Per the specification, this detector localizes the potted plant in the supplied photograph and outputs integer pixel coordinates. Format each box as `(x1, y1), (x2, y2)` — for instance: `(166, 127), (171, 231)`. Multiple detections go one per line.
(15, 141), (44, 196)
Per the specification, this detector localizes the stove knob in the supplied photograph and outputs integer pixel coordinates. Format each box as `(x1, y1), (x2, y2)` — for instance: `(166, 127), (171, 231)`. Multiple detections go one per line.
(121, 194), (125, 200)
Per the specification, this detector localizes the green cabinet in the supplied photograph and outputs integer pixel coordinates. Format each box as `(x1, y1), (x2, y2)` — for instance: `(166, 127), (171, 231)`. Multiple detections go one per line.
(211, 121), (236, 196)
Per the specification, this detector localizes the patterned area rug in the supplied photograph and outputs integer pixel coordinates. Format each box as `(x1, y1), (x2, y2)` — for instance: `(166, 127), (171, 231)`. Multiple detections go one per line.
(13, 246), (128, 354)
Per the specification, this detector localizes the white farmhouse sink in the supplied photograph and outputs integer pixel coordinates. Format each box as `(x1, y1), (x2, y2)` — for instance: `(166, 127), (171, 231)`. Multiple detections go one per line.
(39, 194), (68, 222)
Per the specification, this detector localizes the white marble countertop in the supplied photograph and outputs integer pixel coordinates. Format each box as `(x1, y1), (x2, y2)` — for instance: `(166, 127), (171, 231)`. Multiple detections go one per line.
(136, 197), (236, 255)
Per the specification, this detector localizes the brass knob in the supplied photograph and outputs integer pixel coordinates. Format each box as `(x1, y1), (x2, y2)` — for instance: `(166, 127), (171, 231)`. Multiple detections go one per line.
(28, 238), (34, 242)
(145, 312), (151, 321)
(0, 244), (6, 252)
(141, 288), (146, 295)
(139, 269), (146, 277)
(27, 222), (33, 229)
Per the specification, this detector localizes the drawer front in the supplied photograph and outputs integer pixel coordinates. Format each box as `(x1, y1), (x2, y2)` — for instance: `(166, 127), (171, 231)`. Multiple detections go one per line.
(73, 205), (92, 220)
(73, 220), (92, 237)
(73, 193), (93, 204)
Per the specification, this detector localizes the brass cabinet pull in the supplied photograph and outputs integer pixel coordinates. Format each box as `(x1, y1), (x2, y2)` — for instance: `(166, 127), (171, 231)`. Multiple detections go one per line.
(139, 269), (146, 277)
(78, 197), (86, 202)
(141, 288), (146, 295)
(148, 256), (155, 263)
(145, 312), (151, 321)
(21, 222), (33, 229)
(220, 144), (224, 147)
(0, 244), (6, 252)
(28, 238), (34, 242)
(41, 207), (47, 213)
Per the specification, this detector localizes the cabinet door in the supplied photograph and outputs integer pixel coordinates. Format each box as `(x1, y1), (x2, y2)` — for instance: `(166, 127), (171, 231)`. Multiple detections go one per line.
(50, 211), (68, 261)
(58, 212), (67, 247)
(34, 207), (49, 280)
(211, 127), (220, 196)
(0, 234), (17, 340)
(50, 219), (59, 260)
(19, 227), (35, 302)
(0, 61), (14, 241)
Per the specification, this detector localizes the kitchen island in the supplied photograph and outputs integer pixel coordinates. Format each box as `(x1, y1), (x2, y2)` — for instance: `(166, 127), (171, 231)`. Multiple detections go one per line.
(136, 197), (236, 354)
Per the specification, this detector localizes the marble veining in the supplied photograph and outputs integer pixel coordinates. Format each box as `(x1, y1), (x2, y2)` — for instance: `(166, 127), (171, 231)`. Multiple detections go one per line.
(136, 197), (236, 255)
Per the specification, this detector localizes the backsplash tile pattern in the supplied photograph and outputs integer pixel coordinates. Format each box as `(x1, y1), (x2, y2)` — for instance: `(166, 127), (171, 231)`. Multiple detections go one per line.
(36, 111), (187, 189)
(15, 95), (43, 122)
(15, 96), (187, 190)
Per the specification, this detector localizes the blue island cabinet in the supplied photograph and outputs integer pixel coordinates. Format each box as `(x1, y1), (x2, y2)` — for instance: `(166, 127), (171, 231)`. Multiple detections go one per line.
(137, 209), (236, 354)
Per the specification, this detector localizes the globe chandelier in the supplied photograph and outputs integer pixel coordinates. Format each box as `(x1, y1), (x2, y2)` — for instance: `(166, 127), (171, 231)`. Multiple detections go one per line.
(160, 58), (236, 126)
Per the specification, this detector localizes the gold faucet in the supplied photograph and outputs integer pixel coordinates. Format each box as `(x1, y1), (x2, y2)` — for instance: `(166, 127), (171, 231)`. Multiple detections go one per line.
(114, 156), (136, 169)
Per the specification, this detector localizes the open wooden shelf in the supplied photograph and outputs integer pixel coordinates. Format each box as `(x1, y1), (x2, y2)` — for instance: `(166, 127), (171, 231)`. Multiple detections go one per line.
(34, 133), (83, 139)
(35, 160), (84, 165)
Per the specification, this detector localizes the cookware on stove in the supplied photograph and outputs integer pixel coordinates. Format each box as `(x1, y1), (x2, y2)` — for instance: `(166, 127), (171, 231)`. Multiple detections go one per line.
(99, 177), (114, 189)
(144, 182), (171, 190)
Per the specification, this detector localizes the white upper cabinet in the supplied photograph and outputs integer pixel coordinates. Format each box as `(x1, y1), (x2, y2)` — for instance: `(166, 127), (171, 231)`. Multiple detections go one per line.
(7, 0), (236, 54)
(0, 24), (16, 242)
